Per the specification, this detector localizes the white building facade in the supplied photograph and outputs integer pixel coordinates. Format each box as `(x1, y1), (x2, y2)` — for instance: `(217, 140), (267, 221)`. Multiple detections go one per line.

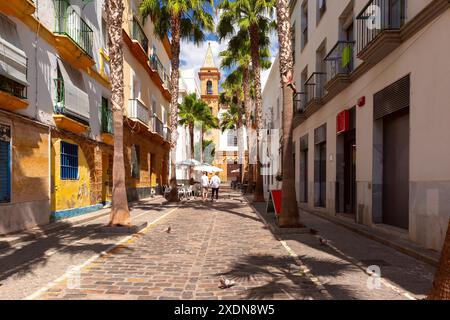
(262, 0), (450, 251)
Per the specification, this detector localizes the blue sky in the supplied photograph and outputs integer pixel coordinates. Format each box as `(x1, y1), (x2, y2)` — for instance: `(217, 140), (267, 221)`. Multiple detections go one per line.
(179, 5), (279, 92)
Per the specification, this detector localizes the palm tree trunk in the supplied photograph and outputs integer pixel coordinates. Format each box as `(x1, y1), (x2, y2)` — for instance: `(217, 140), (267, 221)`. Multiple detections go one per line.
(189, 123), (194, 178)
(167, 13), (181, 202)
(242, 67), (253, 190)
(189, 123), (194, 160)
(275, 0), (300, 227)
(249, 24), (264, 202)
(428, 219), (450, 300)
(107, 0), (130, 226)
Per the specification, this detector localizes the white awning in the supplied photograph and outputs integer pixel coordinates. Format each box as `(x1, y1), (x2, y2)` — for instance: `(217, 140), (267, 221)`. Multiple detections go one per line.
(57, 60), (90, 121)
(0, 13), (27, 86)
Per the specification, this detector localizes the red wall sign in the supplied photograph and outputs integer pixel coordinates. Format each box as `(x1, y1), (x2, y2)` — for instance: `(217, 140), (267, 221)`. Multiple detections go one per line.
(336, 110), (350, 134)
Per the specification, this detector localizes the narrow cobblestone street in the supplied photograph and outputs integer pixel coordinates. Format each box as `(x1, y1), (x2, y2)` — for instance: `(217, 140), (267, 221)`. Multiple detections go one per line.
(0, 188), (435, 300)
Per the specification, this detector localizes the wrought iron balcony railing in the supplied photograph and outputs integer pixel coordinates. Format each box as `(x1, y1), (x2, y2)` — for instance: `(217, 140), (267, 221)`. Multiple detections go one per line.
(128, 99), (150, 125)
(101, 104), (113, 134)
(152, 114), (164, 136)
(0, 75), (27, 99)
(131, 17), (149, 53)
(325, 41), (355, 82)
(163, 126), (171, 142)
(54, 0), (93, 57)
(356, 0), (406, 54)
(150, 53), (168, 85)
(293, 92), (307, 114)
(305, 72), (327, 105)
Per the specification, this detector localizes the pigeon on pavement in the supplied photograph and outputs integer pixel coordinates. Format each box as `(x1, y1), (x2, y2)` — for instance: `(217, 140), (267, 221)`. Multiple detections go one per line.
(218, 277), (235, 289)
(166, 226), (171, 233)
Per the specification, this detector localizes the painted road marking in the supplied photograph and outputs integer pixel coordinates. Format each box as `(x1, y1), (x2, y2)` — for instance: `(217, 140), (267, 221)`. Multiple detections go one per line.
(23, 206), (179, 300)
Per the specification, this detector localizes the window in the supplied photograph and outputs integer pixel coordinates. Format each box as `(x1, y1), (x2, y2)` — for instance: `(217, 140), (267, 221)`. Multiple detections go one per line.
(0, 13), (27, 98)
(317, 0), (326, 23)
(206, 80), (213, 95)
(301, 2), (308, 49)
(60, 141), (79, 180)
(131, 144), (140, 178)
(227, 130), (238, 147)
(0, 124), (11, 203)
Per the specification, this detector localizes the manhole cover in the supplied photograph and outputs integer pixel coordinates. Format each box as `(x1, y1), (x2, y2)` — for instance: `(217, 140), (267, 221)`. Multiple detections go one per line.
(360, 259), (391, 267)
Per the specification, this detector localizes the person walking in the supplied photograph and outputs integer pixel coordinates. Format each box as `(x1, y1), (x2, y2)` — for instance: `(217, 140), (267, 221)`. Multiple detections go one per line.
(201, 172), (209, 201)
(210, 173), (221, 202)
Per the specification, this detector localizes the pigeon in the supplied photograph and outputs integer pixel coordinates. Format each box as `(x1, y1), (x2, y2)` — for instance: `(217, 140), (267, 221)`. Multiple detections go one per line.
(318, 236), (328, 246)
(218, 276), (235, 289)
(166, 226), (171, 233)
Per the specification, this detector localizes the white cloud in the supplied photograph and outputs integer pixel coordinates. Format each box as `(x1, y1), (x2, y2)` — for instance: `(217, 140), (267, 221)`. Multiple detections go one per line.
(262, 31), (279, 89)
(180, 39), (227, 86)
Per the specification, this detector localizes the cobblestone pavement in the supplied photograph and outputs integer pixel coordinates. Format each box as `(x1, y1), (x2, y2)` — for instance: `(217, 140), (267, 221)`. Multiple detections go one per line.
(32, 192), (329, 300)
(0, 197), (172, 300)
(24, 189), (434, 300)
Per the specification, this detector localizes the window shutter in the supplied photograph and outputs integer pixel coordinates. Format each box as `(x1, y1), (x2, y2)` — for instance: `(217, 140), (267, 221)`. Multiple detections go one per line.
(0, 124), (11, 203)
(0, 13), (28, 86)
(57, 60), (89, 121)
(374, 75), (410, 120)
(314, 123), (327, 144)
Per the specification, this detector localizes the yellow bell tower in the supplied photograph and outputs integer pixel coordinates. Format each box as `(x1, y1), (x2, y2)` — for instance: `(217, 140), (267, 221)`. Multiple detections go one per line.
(198, 43), (220, 116)
(198, 43), (228, 180)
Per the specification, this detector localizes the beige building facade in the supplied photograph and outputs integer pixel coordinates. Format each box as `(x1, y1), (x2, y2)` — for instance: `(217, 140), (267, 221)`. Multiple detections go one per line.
(264, 0), (450, 251)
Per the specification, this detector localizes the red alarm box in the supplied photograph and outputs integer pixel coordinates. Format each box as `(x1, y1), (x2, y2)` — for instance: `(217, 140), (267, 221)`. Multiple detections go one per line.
(337, 110), (350, 134)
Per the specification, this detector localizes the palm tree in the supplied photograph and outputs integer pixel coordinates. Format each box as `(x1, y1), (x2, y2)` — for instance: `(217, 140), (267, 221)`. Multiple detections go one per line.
(140, 0), (214, 201)
(106, 0), (130, 226)
(274, 0), (300, 226)
(428, 220), (450, 299)
(178, 93), (210, 161)
(217, 4), (275, 201)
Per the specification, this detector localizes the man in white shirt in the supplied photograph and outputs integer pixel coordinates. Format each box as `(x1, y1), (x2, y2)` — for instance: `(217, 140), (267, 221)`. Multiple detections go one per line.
(210, 173), (221, 201)
(201, 172), (209, 201)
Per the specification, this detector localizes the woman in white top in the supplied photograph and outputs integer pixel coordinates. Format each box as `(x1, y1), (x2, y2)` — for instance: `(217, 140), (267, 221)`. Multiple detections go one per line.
(201, 172), (209, 201)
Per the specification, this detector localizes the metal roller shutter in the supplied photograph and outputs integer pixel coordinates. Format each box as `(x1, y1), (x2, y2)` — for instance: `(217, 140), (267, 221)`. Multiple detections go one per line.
(374, 75), (410, 120)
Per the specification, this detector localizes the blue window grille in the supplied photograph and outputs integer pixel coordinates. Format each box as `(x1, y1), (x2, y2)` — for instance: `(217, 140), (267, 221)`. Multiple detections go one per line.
(60, 141), (78, 180)
(0, 138), (11, 203)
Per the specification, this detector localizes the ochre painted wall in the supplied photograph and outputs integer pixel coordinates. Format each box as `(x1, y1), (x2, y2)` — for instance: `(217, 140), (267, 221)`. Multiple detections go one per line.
(51, 136), (92, 211)
(123, 125), (170, 189)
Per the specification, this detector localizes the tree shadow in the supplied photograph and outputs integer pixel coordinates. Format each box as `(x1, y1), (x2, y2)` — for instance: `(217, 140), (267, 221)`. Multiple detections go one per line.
(0, 222), (132, 283)
(216, 254), (358, 300)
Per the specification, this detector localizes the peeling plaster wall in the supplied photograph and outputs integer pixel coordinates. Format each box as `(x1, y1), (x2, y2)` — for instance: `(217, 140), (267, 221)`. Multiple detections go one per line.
(0, 115), (50, 234)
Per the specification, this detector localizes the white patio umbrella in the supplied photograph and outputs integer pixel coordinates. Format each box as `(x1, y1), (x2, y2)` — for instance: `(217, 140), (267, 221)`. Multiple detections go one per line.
(194, 163), (223, 173)
(176, 159), (202, 167)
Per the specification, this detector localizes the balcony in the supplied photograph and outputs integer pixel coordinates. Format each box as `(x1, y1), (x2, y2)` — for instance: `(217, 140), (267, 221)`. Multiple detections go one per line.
(0, 0), (36, 18)
(101, 104), (114, 145)
(356, 0), (405, 64)
(150, 53), (169, 89)
(53, 77), (89, 134)
(304, 72), (326, 115)
(0, 75), (28, 111)
(152, 114), (164, 136)
(324, 41), (355, 95)
(128, 99), (150, 126)
(54, 0), (94, 69)
(129, 17), (149, 64)
(163, 126), (171, 142)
